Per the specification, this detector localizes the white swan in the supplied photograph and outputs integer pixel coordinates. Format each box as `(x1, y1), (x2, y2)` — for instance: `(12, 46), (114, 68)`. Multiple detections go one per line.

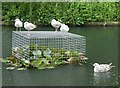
(51, 19), (62, 32)
(15, 18), (23, 31)
(60, 24), (69, 32)
(24, 22), (36, 31)
(93, 63), (115, 72)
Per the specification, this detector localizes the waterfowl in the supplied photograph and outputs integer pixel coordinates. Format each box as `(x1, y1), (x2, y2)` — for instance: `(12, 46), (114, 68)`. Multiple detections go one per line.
(15, 18), (23, 31)
(24, 22), (36, 31)
(93, 63), (115, 72)
(51, 19), (62, 32)
(60, 24), (69, 32)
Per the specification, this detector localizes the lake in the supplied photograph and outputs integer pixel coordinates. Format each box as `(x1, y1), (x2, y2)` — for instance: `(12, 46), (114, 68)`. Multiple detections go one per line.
(0, 26), (119, 86)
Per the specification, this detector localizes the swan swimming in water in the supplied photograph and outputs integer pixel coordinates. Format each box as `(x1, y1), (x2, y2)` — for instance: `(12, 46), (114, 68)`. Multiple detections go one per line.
(15, 18), (23, 31)
(93, 63), (115, 72)
(51, 19), (62, 32)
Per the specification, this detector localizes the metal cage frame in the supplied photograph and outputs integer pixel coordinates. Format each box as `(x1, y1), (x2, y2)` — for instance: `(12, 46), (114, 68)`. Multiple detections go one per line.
(12, 31), (86, 60)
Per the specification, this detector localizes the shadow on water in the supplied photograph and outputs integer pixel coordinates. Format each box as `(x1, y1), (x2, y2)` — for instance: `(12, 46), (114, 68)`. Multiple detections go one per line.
(1, 26), (118, 86)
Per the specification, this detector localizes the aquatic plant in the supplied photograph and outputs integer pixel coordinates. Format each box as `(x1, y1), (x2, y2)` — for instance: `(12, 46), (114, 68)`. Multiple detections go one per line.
(0, 45), (88, 70)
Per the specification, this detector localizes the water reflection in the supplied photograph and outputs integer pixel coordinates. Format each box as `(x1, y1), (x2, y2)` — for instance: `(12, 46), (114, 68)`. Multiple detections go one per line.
(93, 72), (111, 86)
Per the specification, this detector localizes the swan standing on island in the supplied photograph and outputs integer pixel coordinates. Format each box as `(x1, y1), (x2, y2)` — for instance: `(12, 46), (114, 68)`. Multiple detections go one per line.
(51, 19), (62, 32)
(93, 63), (115, 72)
(15, 18), (23, 31)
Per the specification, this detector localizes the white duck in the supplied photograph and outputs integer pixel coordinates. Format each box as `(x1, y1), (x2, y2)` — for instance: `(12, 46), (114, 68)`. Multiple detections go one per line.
(51, 19), (62, 32)
(15, 18), (23, 31)
(93, 63), (115, 72)
(60, 24), (69, 32)
(24, 22), (36, 31)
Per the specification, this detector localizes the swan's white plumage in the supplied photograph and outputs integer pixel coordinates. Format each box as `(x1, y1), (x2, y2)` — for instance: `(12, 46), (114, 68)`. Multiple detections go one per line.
(93, 63), (115, 72)
(60, 24), (69, 32)
(24, 22), (36, 31)
(15, 18), (23, 31)
(51, 19), (62, 32)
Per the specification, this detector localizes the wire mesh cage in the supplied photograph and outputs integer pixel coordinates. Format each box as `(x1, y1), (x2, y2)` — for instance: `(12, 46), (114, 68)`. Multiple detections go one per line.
(12, 31), (86, 60)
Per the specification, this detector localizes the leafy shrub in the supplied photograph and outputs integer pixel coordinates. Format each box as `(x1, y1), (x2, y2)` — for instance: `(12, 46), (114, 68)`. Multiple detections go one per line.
(2, 2), (120, 25)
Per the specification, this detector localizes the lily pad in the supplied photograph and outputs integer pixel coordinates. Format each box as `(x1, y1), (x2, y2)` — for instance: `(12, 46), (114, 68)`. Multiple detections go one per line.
(31, 59), (43, 67)
(0, 58), (9, 63)
(65, 51), (71, 56)
(17, 68), (27, 71)
(44, 55), (52, 60)
(6, 63), (13, 66)
(25, 60), (30, 64)
(38, 67), (46, 70)
(11, 63), (22, 67)
(33, 50), (42, 56)
(46, 66), (55, 69)
(43, 48), (52, 56)
(42, 59), (50, 65)
(52, 53), (61, 59)
(6, 67), (15, 70)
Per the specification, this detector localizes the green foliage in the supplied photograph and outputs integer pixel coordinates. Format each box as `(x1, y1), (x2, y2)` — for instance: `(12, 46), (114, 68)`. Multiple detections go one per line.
(2, 2), (120, 25)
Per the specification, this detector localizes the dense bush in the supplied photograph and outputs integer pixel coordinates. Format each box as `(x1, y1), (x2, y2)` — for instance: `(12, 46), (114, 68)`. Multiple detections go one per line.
(2, 2), (120, 25)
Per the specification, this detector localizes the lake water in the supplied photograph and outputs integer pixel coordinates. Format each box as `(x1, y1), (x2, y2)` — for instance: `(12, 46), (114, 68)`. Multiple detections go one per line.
(1, 26), (119, 86)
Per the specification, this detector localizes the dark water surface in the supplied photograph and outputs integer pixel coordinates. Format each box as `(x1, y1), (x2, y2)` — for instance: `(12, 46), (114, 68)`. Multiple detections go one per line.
(1, 26), (119, 86)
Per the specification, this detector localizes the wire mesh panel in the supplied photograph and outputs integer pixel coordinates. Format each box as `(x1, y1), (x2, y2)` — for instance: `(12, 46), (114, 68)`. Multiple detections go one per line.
(12, 31), (86, 60)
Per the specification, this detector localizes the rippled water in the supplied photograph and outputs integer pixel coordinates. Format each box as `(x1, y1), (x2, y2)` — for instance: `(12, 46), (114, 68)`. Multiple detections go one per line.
(1, 26), (119, 86)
